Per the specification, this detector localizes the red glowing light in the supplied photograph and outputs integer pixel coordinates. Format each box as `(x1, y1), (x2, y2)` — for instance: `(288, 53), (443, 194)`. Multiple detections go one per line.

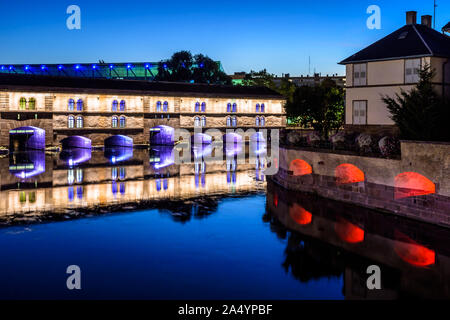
(335, 217), (365, 243)
(335, 164), (365, 185)
(289, 159), (312, 176)
(289, 203), (312, 225)
(273, 193), (279, 207)
(394, 172), (435, 199)
(394, 231), (436, 267)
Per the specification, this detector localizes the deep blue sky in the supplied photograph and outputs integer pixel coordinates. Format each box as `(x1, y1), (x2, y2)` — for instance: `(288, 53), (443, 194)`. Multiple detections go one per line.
(0, 0), (448, 76)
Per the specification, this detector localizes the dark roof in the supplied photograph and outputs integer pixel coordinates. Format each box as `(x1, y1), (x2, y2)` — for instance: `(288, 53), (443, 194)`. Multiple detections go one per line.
(443, 22), (450, 32)
(0, 73), (283, 99)
(339, 24), (450, 64)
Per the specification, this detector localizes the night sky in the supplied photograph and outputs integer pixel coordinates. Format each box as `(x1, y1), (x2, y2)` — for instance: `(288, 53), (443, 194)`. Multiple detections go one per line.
(0, 0), (448, 76)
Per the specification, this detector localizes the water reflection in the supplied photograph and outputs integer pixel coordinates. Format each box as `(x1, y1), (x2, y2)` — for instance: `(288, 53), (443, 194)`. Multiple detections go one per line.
(266, 181), (450, 299)
(0, 145), (266, 219)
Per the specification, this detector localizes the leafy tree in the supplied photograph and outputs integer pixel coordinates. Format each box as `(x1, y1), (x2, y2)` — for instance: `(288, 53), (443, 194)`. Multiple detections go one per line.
(241, 69), (277, 90)
(382, 66), (450, 142)
(285, 79), (344, 139)
(155, 51), (231, 85)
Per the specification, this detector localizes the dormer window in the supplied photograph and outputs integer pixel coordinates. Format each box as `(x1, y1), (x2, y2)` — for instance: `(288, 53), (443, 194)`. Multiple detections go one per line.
(405, 58), (421, 83)
(353, 63), (367, 86)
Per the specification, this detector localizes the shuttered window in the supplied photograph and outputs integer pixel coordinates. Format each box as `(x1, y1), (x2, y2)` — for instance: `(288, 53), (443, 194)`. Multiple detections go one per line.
(352, 101), (367, 125)
(353, 63), (367, 86)
(405, 59), (421, 83)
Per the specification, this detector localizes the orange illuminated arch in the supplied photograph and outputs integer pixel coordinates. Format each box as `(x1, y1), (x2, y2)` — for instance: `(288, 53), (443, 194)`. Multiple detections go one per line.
(289, 203), (312, 225)
(335, 164), (365, 185)
(289, 159), (312, 176)
(335, 217), (364, 243)
(394, 231), (435, 267)
(394, 172), (435, 199)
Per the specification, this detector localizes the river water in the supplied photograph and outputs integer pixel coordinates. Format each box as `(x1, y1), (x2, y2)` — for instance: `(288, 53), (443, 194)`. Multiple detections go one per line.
(0, 147), (448, 299)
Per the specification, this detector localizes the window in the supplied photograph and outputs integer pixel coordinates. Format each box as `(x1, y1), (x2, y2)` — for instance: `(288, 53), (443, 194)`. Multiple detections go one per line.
(353, 63), (367, 86)
(194, 116), (200, 127)
(68, 169), (74, 185)
(195, 102), (200, 112)
(76, 99), (83, 111)
(201, 102), (206, 112)
(76, 168), (83, 183)
(119, 167), (126, 180)
(19, 97), (27, 110)
(163, 101), (168, 112)
(76, 116), (83, 128)
(227, 103), (232, 112)
(111, 167), (118, 180)
(261, 103), (265, 112)
(68, 115), (75, 128)
(231, 116), (237, 127)
(119, 116), (126, 128)
(352, 101), (367, 125)
(256, 104), (260, 113)
(119, 100), (126, 111)
(112, 100), (118, 111)
(256, 116), (260, 126)
(112, 116), (118, 128)
(261, 117), (265, 126)
(156, 101), (162, 112)
(201, 116), (206, 127)
(232, 103), (237, 112)
(405, 59), (421, 83)
(226, 117), (231, 127)
(28, 98), (36, 110)
(68, 99), (74, 111)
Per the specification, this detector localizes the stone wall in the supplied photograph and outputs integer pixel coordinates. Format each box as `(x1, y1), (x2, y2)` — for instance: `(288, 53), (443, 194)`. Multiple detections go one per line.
(0, 118), (54, 147)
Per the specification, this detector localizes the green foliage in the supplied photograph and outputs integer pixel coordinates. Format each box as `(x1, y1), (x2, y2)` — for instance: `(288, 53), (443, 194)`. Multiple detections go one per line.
(285, 80), (345, 139)
(383, 66), (450, 142)
(155, 51), (231, 85)
(241, 69), (277, 90)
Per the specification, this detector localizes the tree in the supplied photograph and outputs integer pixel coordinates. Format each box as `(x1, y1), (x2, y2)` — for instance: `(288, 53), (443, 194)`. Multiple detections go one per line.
(382, 66), (450, 142)
(241, 69), (277, 90)
(155, 51), (231, 85)
(285, 79), (344, 139)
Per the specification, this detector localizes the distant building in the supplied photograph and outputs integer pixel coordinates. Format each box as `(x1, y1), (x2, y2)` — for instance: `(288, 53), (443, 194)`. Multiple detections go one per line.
(339, 11), (450, 134)
(273, 73), (345, 88)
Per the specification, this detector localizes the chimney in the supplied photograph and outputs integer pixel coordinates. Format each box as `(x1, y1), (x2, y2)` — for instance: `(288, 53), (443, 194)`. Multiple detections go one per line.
(406, 11), (417, 25)
(421, 15), (432, 28)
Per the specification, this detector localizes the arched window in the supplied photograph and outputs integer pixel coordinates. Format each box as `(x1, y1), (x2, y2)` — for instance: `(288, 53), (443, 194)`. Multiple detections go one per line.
(76, 168), (83, 183)
(256, 116), (260, 126)
(231, 116), (237, 127)
(195, 102), (200, 112)
(261, 103), (265, 112)
(119, 116), (126, 128)
(226, 117), (231, 127)
(68, 115), (75, 128)
(163, 101), (168, 112)
(19, 97), (27, 110)
(112, 116), (118, 128)
(156, 101), (162, 112)
(256, 103), (260, 113)
(76, 99), (83, 111)
(201, 102), (206, 112)
(28, 98), (36, 110)
(68, 99), (74, 111)
(111, 167), (118, 180)
(119, 167), (126, 180)
(119, 100), (126, 111)
(112, 100), (118, 112)
(76, 116), (83, 128)
(232, 103), (237, 112)
(201, 116), (206, 127)
(261, 117), (265, 126)
(194, 116), (200, 127)
(227, 103), (231, 112)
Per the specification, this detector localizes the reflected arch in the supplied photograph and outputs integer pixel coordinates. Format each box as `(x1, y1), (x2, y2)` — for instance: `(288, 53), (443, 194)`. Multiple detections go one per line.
(335, 163), (365, 185)
(104, 135), (133, 148)
(60, 148), (92, 166)
(9, 126), (45, 151)
(223, 133), (243, 157)
(289, 203), (312, 226)
(334, 218), (365, 244)
(61, 136), (91, 149)
(9, 151), (45, 179)
(394, 231), (435, 267)
(394, 172), (435, 199)
(191, 133), (212, 145)
(289, 159), (312, 176)
(150, 125), (175, 146)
